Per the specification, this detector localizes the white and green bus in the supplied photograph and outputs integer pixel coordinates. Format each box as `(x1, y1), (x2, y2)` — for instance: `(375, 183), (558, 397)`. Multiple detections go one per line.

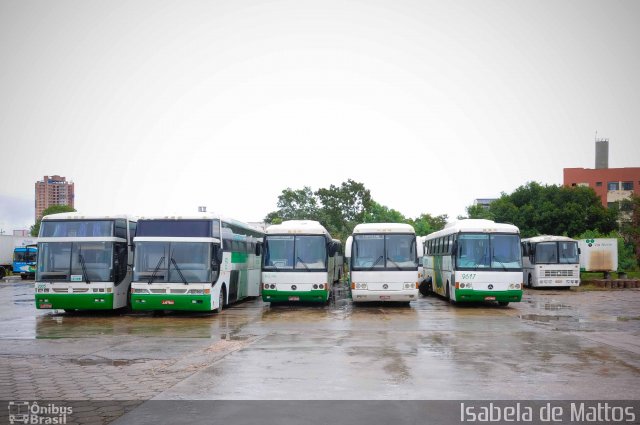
(422, 219), (522, 306)
(261, 220), (342, 303)
(131, 214), (263, 312)
(521, 235), (581, 288)
(35, 213), (137, 312)
(346, 223), (419, 303)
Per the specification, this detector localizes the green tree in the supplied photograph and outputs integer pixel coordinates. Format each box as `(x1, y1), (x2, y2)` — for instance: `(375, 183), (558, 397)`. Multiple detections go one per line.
(409, 213), (448, 236)
(316, 179), (372, 240)
(264, 186), (320, 224)
(362, 201), (406, 224)
(30, 205), (77, 236)
(463, 204), (494, 220)
(618, 195), (640, 265)
(462, 182), (618, 238)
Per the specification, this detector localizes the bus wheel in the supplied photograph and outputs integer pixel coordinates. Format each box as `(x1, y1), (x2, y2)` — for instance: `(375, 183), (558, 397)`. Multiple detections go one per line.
(217, 286), (226, 313)
(498, 301), (509, 307)
(0, 267), (5, 279)
(21, 274), (28, 280)
(419, 281), (429, 296)
(527, 275), (532, 288)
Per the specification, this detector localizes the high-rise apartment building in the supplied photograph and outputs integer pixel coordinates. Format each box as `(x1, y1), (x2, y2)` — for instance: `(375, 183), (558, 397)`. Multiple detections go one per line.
(35, 175), (75, 221)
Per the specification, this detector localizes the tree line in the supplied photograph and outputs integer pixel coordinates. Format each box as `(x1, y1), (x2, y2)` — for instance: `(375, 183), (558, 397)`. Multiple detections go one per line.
(265, 180), (639, 271)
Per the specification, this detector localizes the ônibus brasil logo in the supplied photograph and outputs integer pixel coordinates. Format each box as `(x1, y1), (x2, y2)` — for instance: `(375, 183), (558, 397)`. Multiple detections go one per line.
(7, 401), (72, 424)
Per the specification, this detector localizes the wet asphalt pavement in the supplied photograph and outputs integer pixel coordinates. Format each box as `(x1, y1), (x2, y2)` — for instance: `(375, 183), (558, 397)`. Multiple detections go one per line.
(1, 280), (639, 422)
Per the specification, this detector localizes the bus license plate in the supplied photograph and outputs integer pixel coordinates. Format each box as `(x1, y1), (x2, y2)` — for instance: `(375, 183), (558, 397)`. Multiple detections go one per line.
(40, 303), (52, 308)
(484, 296), (496, 301)
(161, 300), (174, 305)
(288, 296), (299, 301)
(380, 296), (391, 300)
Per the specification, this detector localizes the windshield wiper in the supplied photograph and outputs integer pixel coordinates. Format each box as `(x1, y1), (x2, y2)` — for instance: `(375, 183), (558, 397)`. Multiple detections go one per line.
(368, 255), (383, 270)
(170, 257), (188, 285)
(492, 249), (507, 271)
(386, 258), (402, 270)
(148, 256), (165, 285)
(296, 256), (309, 271)
(78, 253), (91, 284)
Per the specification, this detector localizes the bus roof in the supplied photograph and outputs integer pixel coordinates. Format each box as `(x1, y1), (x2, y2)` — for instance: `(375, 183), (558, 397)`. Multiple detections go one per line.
(425, 219), (519, 239)
(265, 220), (330, 236)
(42, 212), (137, 221)
(352, 223), (415, 234)
(522, 235), (577, 243)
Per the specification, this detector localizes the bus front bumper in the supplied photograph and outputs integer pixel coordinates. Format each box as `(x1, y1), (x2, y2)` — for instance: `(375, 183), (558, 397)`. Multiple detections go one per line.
(130, 294), (212, 311)
(35, 294), (114, 310)
(455, 290), (522, 303)
(262, 290), (328, 303)
(351, 289), (418, 302)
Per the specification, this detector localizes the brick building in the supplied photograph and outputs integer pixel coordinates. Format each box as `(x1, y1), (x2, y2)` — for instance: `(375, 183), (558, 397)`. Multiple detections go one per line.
(35, 175), (75, 221)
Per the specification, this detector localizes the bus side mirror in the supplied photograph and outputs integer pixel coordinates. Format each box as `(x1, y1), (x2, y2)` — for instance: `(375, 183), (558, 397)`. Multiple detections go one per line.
(213, 245), (223, 264)
(451, 241), (458, 255)
(578, 248), (581, 255)
(255, 242), (262, 256)
(328, 242), (337, 257)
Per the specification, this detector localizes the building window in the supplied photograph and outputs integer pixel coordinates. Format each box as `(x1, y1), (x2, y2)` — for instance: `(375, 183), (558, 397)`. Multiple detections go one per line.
(607, 182), (619, 191)
(595, 182), (602, 187)
(622, 181), (634, 191)
(607, 202), (619, 209)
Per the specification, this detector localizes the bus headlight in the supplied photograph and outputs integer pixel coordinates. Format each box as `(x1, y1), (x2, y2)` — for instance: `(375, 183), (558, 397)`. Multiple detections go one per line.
(269, 284), (276, 289)
(509, 283), (515, 289)
(263, 283), (269, 289)
(515, 283), (521, 289)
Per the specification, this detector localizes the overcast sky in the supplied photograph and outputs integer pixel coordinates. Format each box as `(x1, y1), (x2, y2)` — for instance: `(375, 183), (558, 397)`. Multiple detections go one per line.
(1, 0), (639, 232)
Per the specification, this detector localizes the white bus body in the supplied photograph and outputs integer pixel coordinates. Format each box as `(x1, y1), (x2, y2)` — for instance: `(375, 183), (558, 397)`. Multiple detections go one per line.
(262, 220), (342, 303)
(423, 219), (523, 305)
(131, 214), (263, 312)
(522, 235), (581, 288)
(35, 213), (137, 311)
(347, 223), (419, 303)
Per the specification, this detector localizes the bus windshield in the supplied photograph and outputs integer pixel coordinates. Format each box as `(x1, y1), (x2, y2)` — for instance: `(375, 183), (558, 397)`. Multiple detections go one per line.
(263, 235), (327, 270)
(535, 241), (579, 264)
(14, 250), (37, 263)
(456, 233), (522, 270)
(134, 242), (212, 283)
(37, 242), (113, 281)
(352, 234), (417, 271)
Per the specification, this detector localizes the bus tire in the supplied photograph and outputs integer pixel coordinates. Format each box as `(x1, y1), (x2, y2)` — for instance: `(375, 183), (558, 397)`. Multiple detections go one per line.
(498, 301), (509, 307)
(527, 274), (532, 288)
(217, 286), (226, 313)
(21, 274), (28, 280)
(0, 267), (5, 279)
(64, 309), (75, 314)
(418, 281), (429, 297)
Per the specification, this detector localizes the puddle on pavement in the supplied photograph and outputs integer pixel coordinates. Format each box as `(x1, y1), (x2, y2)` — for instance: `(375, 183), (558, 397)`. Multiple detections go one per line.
(520, 314), (579, 323)
(68, 356), (142, 366)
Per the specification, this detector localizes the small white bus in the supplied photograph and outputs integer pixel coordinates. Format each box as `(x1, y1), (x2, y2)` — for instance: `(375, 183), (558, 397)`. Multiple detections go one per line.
(346, 223), (419, 303)
(521, 235), (581, 288)
(261, 220), (342, 303)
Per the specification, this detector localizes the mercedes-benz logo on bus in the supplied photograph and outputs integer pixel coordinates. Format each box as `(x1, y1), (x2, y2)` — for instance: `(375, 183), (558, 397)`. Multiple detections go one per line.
(383, 284), (388, 289)
(291, 285), (297, 290)
(488, 284), (494, 290)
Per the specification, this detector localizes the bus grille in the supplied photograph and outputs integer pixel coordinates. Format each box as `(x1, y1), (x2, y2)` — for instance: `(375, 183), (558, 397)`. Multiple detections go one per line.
(73, 288), (89, 293)
(150, 289), (167, 294)
(52, 288), (68, 293)
(170, 289), (188, 294)
(544, 270), (574, 277)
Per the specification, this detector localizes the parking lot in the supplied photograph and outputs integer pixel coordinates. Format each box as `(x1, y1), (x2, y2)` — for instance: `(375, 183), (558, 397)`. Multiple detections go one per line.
(1, 279), (640, 423)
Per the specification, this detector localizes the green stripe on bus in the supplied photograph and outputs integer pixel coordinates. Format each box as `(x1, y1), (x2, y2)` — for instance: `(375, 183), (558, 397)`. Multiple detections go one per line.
(262, 290), (329, 303)
(455, 289), (522, 303)
(231, 252), (248, 263)
(35, 293), (115, 310)
(131, 294), (213, 311)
